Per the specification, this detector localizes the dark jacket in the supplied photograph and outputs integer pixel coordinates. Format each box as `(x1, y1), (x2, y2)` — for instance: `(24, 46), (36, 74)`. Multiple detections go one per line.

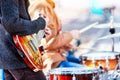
(0, 0), (46, 69)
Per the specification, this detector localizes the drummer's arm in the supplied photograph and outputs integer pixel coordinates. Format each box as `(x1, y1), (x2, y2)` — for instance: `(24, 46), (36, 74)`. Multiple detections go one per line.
(46, 31), (73, 50)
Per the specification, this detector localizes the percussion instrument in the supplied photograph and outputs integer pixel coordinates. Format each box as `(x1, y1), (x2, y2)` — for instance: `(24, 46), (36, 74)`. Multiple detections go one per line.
(48, 67), (99, 80)
(99, 70), (120, 80)
(97, 32), (120, 40)
(80, 51), (120, 71)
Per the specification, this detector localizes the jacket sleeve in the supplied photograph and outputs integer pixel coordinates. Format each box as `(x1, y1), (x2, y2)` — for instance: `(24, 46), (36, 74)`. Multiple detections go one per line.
(46, 31), (73, 50)
(1, 0), (46, 36)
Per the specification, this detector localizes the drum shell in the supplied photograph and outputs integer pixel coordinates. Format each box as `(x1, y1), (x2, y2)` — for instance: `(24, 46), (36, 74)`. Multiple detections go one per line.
(49, 68), (99, 80)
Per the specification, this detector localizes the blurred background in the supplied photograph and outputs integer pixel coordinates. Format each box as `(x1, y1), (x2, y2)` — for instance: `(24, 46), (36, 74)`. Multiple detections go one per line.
(53, 0), (120, 57)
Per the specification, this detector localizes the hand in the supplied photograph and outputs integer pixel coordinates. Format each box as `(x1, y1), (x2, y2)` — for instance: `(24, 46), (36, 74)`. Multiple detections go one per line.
(39, 13), (49, 22)
(70, 30), (80, 39)
(44, 27), (53, 41)
(58, 43), (73, 53)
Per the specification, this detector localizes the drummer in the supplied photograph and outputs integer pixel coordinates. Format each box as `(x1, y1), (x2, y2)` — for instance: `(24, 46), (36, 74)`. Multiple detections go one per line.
(44, 0), (84, 74)
(28, 0), (85, 74)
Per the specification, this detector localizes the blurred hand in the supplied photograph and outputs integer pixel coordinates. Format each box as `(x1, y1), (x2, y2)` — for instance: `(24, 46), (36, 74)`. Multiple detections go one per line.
(70, 30), (80, 39)
(44, 27), (51, 36)
(44, 27), (53, 41)
(58, 43), (73, 53)
(39, 13), (49, 23)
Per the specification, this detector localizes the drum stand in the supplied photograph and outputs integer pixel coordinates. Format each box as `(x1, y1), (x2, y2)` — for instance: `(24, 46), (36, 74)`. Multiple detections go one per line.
(105, 6), (116, 52)
(109, 15), (115, 52)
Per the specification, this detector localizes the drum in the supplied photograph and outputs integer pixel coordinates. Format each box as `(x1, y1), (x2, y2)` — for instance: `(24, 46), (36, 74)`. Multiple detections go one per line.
(49, 67), (99, 80)
(80, 51), (120, 70)
(99, 70), (120, 80)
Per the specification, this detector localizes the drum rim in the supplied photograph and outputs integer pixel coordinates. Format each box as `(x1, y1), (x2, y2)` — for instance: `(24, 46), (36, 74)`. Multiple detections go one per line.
(80, 51), (120, 60)
(49, 68), (99, 74)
